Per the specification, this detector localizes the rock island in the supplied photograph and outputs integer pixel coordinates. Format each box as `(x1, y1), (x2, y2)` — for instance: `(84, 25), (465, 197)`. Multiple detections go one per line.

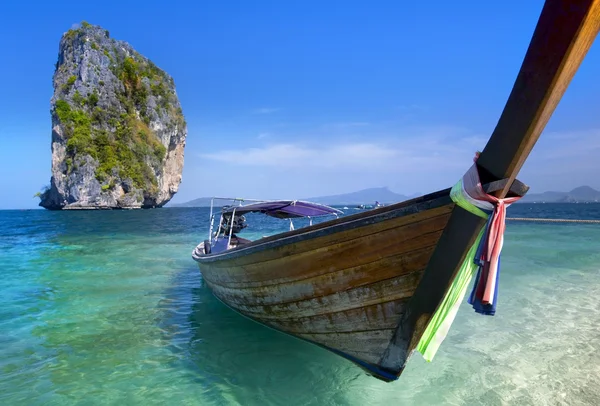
(39, 21), (187, 210)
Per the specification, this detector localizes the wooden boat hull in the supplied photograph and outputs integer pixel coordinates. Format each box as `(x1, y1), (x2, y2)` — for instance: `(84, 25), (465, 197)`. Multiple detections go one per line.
(193, 189), (455, 381)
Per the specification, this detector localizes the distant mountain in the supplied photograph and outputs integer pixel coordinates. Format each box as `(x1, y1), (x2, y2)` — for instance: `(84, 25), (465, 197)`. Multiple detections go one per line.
(172, 185), (600, 208)
(170, 187), (410, 207)
(303, 187), (409, 206)
(169, 197), (239, 208)
(518, 186), (600, 203)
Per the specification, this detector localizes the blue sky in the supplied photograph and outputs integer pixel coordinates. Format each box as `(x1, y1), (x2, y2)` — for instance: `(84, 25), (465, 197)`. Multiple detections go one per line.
(1, 0), (600, 209)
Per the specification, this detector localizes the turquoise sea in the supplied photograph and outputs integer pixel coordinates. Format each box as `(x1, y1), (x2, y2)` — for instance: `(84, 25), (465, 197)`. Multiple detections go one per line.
(1, 203), (600, 405)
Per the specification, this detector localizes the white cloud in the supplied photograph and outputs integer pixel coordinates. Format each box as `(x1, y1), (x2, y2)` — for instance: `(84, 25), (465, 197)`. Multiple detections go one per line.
(186, 125), (600, 199)
(257, 132), (270, 139)
(198, 126), (488, 185)
(200, 143), (402, 169)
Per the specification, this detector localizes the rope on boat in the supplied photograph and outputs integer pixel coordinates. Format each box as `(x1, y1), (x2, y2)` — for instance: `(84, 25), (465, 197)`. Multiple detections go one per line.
(416, 158), (598, 362)
(506, 217), (600, 224)
(417, 156), (522, 362)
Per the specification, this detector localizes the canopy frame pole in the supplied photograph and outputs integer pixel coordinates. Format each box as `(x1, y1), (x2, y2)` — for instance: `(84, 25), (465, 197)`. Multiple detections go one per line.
(228, 207), (237, 247)
(208, 198), (215, 244)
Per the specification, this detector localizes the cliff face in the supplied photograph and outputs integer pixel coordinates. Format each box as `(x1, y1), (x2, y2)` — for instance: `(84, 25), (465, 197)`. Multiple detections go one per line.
(39, 22), (187, 210)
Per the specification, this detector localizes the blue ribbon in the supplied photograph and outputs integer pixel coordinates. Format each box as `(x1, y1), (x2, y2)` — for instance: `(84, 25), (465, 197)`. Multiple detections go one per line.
(467, 211), (500, 316)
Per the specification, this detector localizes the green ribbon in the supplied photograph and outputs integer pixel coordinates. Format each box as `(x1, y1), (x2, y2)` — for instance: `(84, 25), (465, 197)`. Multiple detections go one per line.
(415, 227), (485, 361)
(415, 175), (490, 361)
(450, 178), (488, 219)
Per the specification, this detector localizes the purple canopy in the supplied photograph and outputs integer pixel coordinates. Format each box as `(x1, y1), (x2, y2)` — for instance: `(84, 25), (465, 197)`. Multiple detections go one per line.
(222, 200), (343, 219)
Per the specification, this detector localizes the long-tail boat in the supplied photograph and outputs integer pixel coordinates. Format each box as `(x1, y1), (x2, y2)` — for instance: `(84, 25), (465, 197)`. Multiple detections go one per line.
(192, 0), (600, 382)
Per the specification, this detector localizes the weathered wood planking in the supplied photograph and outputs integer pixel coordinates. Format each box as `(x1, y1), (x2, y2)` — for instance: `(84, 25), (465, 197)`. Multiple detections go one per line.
(261, 299), (408, 334)
(216, 210), (448, 272)
(196, 203), (451, 344)
(295, 329), (396, 357)
(202, 246), (435, 307)
(200, 211), (449, 288)
(207, 270), (423, 320)
(344, 350), (389, 366)
(204, 262), (429, 320)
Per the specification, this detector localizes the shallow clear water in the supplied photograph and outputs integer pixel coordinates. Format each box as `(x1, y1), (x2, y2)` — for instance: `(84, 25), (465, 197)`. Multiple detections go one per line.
(1, 204), (599, 405)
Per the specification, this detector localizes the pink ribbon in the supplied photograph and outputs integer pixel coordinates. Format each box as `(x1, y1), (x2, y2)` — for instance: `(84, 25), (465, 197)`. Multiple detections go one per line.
(469, 153), (521, 305)
(476, 195), (520, 304)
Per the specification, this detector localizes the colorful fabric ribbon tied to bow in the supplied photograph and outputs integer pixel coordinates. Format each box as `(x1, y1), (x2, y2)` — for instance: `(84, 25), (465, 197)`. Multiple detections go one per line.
(416, 158), (522, 361)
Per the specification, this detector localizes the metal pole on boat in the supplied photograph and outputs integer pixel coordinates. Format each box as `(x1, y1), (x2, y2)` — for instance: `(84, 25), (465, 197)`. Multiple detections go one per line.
(228, 207), (237, 247)
(208, 198), (215, 244)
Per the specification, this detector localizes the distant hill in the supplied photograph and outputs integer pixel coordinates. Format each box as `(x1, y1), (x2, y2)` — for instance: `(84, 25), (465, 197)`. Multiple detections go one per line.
(518, 186), (600, 203)
(170, 187), (410, 207)
(171, 185), (600, 208)
(170, 197), (217, 207)
(303, 187), (409, 205)
(169, 197), (245, 208)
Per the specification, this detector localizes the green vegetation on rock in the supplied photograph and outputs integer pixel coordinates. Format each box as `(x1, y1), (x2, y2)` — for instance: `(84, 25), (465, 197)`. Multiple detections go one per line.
(57, 95), (165, 191)
(86, 91), (99, 107)
(62, 75), (77, 92)
(72, 90), (84, 106)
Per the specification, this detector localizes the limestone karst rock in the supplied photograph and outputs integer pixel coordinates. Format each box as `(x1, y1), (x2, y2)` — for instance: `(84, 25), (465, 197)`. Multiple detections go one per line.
(39, 22), (187, 209)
